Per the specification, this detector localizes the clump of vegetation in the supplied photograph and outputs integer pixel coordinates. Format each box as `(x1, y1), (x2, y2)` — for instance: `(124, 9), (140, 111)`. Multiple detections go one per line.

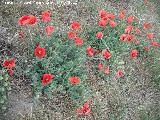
(15, 11), (90, 111)
(0, 70), (11, 115)
(0, 0), (160, 119)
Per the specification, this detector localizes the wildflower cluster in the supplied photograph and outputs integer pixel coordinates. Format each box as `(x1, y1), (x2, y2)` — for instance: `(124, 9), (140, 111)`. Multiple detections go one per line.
(13, 11), (90, 112)
(86, 9), (159, 80)
(1, 7), (159, 116)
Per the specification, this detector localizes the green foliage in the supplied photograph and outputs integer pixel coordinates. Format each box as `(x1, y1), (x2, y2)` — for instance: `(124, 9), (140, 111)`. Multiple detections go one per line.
(86, 8), (160, 81)
(0, 69), (11, 115)
(17, 18), (89, 105)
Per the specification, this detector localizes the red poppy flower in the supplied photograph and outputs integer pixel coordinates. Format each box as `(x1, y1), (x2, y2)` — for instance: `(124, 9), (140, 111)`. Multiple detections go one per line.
(143, 23), (151, 29)
(151, 42), (159, 47)
(3, 59), (15, 69)
(28, 15), (37, 24)
(107, 13), (115, 20)
(18, 15), (37, 25)
(130, 49), (138, 59)
(69, 76), (80, 85)
(127, 16), (134, 23)
(115, 70), (124, 78)
(99, 10), (108, 19)
(18, 15), (30, 25)
(98, 19), (107, 28)
(42, 73), (54, 85)
(70, 21), (80, 30)
(76, 102), (91, 115)
(125, 26), (133, 33)
(135, 28), (141, 34)
(102, 49), (112, 60)
(98, 62), (104, 69)
(147, 33), (154, 39)
(144, 46), (150, 52)
(75, 37), (83, 46)
(45, 26), (54, 36)
(101, 16), (109, 22)
(42, 11), (51, 22)
(120, 34), (127, 41)
(86, 46), (95, 57)
(104, 67), (110, 74)
(127, 35), (135, 42)
(96, 32), (103, 39)
(68, 31), (77, 40)
(34, 47), (46, 58)
(119, 10), (125, 19)
(110, 21), (116, 28)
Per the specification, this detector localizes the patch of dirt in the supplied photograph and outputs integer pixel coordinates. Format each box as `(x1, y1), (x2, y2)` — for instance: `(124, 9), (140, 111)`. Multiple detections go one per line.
(5, 77), (33, 120)
(0, 0), (160, 120)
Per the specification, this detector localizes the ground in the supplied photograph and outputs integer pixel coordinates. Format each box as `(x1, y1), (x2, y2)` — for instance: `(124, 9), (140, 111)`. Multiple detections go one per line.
(0, 0), (160, 120)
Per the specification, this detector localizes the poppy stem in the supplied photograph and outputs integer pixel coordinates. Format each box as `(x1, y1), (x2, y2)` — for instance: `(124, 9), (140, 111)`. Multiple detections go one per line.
(102, 39), (110, 51)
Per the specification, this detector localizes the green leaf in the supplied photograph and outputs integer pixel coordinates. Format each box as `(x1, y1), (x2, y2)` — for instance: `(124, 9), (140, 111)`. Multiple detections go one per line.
(0, 76), (3, 80)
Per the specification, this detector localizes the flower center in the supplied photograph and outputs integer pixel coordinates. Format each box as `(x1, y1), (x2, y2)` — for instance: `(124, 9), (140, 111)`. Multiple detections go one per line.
(38, 51), (42, 54)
